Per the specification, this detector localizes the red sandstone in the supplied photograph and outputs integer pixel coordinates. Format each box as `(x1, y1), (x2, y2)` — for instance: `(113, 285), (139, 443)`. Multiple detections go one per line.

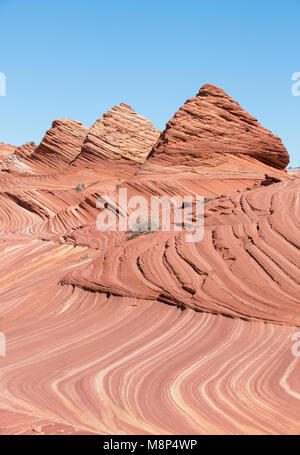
(0, 85), (298, 435)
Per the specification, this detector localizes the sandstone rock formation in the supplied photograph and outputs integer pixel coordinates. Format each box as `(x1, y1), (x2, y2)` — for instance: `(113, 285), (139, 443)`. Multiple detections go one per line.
(66, 179), (300, 326)
(0, 142), (15, 169)
(0, 85), (299, 435)
(28, 119), (89, 170)
(72, 103), (160, 176)
(147, 84), (289, 169)
(130, 84), (291, 202)
(0, 142), (34, 173)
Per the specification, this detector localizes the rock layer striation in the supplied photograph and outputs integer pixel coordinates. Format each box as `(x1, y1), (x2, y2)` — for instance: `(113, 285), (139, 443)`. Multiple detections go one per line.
(0, 85), (298, 435)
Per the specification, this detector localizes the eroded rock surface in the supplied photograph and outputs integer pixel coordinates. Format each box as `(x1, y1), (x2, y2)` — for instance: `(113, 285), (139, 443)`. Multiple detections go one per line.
(72, 103), (160, 177)
(0, 86), (299, 435)
(147, 84), (289, 169)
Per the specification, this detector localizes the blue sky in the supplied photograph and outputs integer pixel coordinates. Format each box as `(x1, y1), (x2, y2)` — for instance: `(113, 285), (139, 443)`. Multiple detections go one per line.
(0, 0), (299, 166)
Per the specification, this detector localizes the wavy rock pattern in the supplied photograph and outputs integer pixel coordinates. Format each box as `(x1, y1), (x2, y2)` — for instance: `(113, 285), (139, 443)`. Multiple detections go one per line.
(27, 119), (89, 171)
(134, 85), (291, 199)
(67, 179), (300, 326)
(0, 85), (299, 435)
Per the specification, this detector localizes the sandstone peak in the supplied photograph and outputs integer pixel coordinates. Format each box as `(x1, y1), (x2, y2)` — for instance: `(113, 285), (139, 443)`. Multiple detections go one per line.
(147, 84), (289, 169)
(29, 118), (89, 169)
(0, 84), (298, 436)
(73, 103), (160, 168)
(119, 102), (134, 110)
(197, 83), (235, 99)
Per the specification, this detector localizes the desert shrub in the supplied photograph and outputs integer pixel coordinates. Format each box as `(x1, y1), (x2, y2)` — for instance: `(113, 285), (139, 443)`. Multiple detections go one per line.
(126, 217), (158, 241)
(75, 183), (86, 192)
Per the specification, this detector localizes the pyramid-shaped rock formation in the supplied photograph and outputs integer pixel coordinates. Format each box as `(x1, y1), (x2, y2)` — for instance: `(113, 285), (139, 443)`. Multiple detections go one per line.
(72, 103), (160, 170)
(0, 84), (299, 435)
(147, 84), (289, 169)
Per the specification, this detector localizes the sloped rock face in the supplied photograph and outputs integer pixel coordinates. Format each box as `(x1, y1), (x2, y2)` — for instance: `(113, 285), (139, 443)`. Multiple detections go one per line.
(0, 143), (15, 167)
(0, 142), (15, 157)
(5, 105), (159, 181)
(0, 143), (35, 173)
(134, 84), (290, 201)
(15, 142), (37, 160)
(72, 103), (160, 172)
(67, 179), (300, 326)
(29, 119), (89, 169)
(147, 84), (289, 169)
(0, 86), (299, 435)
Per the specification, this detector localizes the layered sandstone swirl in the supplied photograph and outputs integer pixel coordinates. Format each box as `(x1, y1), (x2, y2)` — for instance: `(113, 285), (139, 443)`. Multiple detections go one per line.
(0, 85), (299, 435)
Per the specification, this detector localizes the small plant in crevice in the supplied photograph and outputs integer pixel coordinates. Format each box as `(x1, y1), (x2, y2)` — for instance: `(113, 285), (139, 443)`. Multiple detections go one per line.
(126, 217), (158, 241)
(75, 183), (86, 192)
